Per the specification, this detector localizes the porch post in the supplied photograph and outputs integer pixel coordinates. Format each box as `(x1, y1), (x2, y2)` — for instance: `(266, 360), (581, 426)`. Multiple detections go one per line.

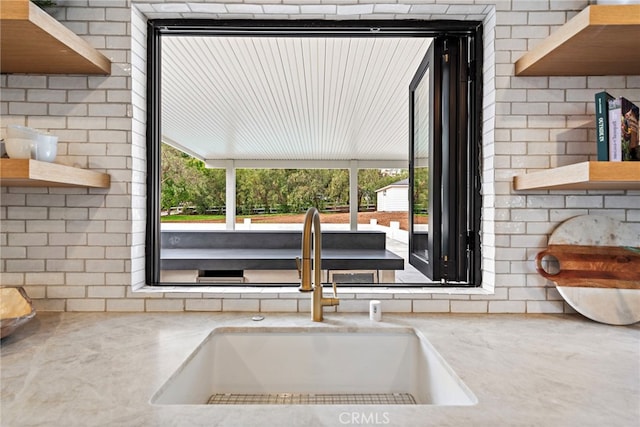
(349, 160), (358, 231)
(226, 161), (236, 230)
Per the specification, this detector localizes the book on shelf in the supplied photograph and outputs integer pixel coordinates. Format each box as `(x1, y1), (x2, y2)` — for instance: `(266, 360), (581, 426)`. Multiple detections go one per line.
(595, 91), (614, 161)
(608, 96), (640, 162)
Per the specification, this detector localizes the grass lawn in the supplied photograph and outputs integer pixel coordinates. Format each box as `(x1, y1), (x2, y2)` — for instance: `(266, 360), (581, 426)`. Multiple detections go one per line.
(161, 214), (225, 222)
(161, 213), (287, 222)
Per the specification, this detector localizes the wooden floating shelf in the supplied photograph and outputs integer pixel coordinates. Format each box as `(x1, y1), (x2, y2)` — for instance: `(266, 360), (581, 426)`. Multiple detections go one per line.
(0, 159), (111, 188)
(513, 161), (640, 191)
(515, 5), (640, 76)
(0, 0), (111, 74)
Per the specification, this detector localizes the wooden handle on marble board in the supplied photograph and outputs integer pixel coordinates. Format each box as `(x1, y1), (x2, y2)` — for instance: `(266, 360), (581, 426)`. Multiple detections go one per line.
(535, 245), (640, 289)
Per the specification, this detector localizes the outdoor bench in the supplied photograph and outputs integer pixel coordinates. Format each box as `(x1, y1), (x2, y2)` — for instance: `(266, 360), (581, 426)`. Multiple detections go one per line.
(160, 230), (404, 282)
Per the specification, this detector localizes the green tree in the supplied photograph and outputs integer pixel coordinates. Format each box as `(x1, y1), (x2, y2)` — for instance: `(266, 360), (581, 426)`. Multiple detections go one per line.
(326, 169), (349, 206)
(237, 169), (279, 214)
(161, 143), (410, 215)
(189, 163), (225, 214)
(161, 143), (225, 213)
(413, 167), (429, 214)
(161, 144), (194, 211)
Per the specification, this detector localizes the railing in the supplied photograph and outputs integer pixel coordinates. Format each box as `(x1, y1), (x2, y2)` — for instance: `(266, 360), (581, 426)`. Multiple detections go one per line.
(164, 204), (379, 216)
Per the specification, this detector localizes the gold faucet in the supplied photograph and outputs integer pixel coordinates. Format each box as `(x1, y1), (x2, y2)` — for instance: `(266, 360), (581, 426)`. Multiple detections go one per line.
(295, 207), (339, 321)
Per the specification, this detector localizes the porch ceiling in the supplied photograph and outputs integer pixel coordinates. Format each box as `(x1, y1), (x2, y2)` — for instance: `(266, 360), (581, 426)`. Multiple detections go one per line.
(161, 36), (432, 163)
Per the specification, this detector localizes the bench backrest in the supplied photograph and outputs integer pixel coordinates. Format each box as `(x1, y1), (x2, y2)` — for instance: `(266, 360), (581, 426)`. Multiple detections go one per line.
(161, 230), (387, 250)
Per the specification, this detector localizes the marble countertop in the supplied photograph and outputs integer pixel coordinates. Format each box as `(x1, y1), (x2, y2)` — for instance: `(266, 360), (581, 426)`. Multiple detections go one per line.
(1, 312), (638, 427)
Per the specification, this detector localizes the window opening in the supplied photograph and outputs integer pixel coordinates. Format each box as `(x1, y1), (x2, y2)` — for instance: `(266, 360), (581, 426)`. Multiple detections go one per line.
(146, 20), (482, 287)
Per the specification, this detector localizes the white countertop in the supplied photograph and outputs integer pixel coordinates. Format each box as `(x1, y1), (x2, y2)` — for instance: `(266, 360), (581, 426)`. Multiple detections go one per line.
(1, 312), (638, 426)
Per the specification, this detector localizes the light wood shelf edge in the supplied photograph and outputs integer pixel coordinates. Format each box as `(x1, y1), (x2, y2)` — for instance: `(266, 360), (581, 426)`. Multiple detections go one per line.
(0, 159), (111, 188)
(515, 5), (640, 76)
(513, 161), (640, 190)
(0, 0), (111, 74)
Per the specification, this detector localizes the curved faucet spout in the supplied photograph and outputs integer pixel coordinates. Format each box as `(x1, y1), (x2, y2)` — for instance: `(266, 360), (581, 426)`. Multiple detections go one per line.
(299, 207), (322, 293)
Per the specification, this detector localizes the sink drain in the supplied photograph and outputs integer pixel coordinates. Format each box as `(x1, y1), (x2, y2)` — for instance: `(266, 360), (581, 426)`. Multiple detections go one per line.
(207, 392), (417, 405)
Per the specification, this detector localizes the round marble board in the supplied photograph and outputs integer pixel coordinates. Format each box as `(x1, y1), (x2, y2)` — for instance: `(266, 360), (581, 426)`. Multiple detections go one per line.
(545, 215), (640, 326)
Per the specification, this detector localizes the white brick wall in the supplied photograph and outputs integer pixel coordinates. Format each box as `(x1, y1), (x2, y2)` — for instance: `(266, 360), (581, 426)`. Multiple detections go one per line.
(1, 0), (638, 315)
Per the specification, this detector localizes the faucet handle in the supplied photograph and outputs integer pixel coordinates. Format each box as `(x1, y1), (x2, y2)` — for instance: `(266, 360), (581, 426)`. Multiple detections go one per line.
(332, 282), (338, 298)
(295, 257), (302, 279)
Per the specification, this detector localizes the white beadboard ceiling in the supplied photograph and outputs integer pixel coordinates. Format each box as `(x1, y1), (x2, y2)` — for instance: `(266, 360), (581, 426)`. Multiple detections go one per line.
(161, 36), (432, 163)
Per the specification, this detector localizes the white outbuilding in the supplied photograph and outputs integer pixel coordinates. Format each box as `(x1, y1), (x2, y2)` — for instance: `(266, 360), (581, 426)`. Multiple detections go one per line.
(375, 179), (409, 212)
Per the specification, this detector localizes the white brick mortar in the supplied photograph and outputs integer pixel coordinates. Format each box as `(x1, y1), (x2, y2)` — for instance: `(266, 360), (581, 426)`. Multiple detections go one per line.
(0, 0), (637, 314)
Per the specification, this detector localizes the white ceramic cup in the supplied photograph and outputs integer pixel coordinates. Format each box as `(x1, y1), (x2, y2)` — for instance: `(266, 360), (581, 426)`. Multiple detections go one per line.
(5, 125), (39, 159)
(5, 138), (33, 159)
(33, 133), (58, 162)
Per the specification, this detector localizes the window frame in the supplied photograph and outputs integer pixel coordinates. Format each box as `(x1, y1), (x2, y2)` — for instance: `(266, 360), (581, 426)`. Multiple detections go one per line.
(409, 34), (482, 286)
(146, 19), (483, 287)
